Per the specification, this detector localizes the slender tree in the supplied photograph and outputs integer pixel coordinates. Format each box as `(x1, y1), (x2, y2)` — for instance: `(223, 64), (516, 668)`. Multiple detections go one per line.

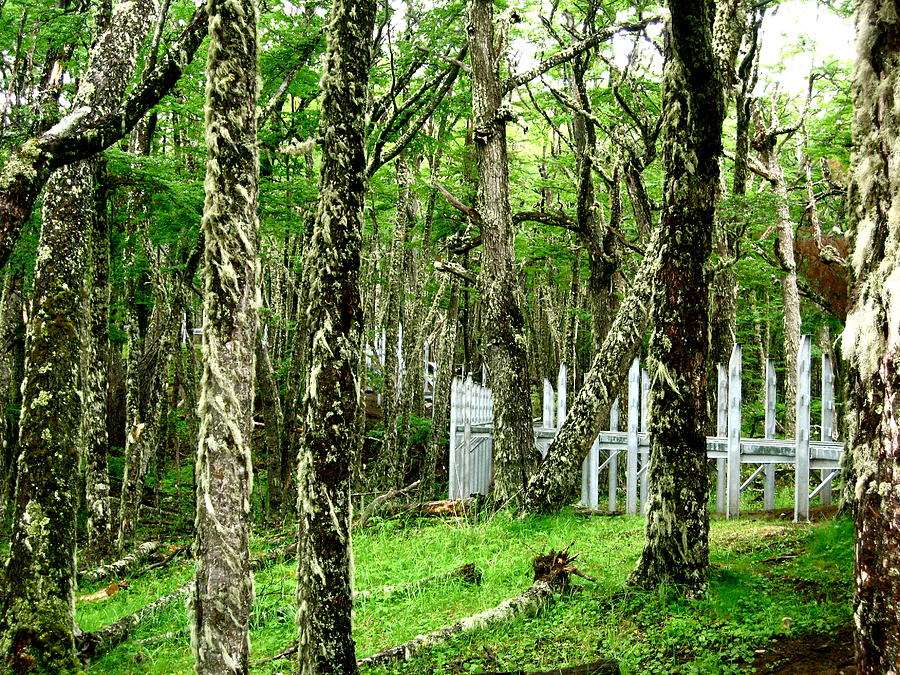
(843, 0), (900, 670)
(189, 0), (260, 670)
(295, 0), (375, 672)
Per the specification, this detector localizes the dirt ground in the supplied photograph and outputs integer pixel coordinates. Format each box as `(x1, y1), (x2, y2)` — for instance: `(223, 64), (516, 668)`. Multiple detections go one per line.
(749, 624), (856, 674)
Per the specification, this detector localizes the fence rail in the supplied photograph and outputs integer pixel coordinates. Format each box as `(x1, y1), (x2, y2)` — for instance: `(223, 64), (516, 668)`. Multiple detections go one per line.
(448, 335), (844, 522)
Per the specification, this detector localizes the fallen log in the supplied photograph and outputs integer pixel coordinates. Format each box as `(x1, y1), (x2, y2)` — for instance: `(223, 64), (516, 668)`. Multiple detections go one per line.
(381, 498), (478, 517)
(254, 547), (591, 669)
(78, 541), (161, 584)
(134, 545), (186, 578)
(479, 660), (619, 674)
(353, 563), (481, 602)
(356, 580), (556, 667)
(77, 581), (191, 659)
(354, 479), (421, 530)
(250, 542), (298, 570)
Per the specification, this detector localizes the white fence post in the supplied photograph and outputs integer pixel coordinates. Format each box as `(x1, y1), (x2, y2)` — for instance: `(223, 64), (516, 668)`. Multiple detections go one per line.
(726, 344), (742, 519)
(557, 363), (568, 426)
(820, 352), (834, 505)
(608, 399), (620, 511)
(626, 358), (640, 515)
(716, 363), (727, 514)
(794, 335), (812, 522)
(764, 359), (777, 510)
(449, 378), (460, 499)
(639, 368), (650, 514)
(542, 378), (554, 429)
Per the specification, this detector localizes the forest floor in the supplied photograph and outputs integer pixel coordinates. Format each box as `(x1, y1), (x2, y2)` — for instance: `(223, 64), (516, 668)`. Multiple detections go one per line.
(77, 494), (855, 675)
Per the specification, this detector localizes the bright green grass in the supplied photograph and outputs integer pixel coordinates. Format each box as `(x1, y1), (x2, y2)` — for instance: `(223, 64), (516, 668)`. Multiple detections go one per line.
(78, 512), (853, 674)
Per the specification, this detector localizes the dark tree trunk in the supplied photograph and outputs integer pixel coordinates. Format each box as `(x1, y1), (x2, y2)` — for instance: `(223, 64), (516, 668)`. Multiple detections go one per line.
(628, 0), (731, 596)
(295, 1), (375, 672)
(468, 0), (536, 503)
(844, 1), (900, 671)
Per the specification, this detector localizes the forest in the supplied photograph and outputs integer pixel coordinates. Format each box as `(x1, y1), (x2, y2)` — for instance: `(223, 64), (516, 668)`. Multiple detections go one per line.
(0, 0), (896, 673)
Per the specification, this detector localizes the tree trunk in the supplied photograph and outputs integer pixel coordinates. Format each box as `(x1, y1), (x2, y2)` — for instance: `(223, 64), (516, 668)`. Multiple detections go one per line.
(81, 158), (114, 560)
(843, 1), (900, 671)
(190, 0), (260, 671)
(629, 0), (730, 596)
(295, 1), (375, 672)
(0, 2), (155, 669)
(469, 0), (536, 503)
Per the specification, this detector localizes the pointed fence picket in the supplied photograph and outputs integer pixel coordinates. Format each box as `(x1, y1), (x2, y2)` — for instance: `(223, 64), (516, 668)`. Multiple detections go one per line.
(448, 338), (843, 522)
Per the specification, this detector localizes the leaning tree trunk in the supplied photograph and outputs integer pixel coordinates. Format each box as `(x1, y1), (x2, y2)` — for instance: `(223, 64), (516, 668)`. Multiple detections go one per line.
(843, 1), (900, 671)
(469, 0), (537, 503)
(628, 0), (733, 596)
(189, 0), (259, 671)
(295, 1), (375, 673)
(0, 1), (154, 668)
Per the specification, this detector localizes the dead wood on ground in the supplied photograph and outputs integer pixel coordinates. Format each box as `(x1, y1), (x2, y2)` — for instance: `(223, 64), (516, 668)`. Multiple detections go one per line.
(353, 563), (481, 602)
(78, 541), (161, 584)
(478, 660), (619, 674)
(354, 479), (421, 530)
(76, 581), (191, 659)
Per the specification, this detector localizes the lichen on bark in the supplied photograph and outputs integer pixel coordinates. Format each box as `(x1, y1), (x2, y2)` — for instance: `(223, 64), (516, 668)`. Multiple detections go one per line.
(295, 1), (375, 673)
(189, 0), (260, 671)
(843, 0), (900, 671)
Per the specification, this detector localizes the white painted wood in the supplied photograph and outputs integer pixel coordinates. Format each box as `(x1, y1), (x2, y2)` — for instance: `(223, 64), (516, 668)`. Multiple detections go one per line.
(726, 344), (742, 519)
(557, 363), (568, 426)
(764, 358), (777, 510)
(449, 377), (459, 499)
(542, 378), (554, 429)
(626, 358), (640, 516)
(640, 368), (650, 514)
(819, 352), (834, 505)
(716, 362), (727, 514)
(608, 398), (620, 512)
(794, 335), (812, 522)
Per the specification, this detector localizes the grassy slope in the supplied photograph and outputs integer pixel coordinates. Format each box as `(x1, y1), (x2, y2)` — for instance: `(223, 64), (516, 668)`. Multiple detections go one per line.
(78, 509), (853, 674)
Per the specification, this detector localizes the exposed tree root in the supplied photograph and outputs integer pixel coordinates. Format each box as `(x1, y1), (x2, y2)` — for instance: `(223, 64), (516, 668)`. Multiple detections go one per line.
(76, 581), (191, 659)
(78, 541), (161, 584)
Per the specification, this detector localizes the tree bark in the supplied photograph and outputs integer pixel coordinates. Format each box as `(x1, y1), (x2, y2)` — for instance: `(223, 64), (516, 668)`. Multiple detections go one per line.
(81, 158), (114, 560)
(843, 1), (900, 671)
(190, 0), (260, 671)
(628, 0), (731, 596)
(468, 0), (536, 503)
(295, 1), (375, 673)
(0, 2), (156, 669)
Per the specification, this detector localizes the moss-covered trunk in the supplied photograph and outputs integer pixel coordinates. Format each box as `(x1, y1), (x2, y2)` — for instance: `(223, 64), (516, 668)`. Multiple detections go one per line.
(843, 1), (900, 670)
(189, 0), (260, 671)
(81, 158), (114, 560)
(0, 1), (154, 668)
(628, 0), (730, 596)
(469, 0), (536, 503)
(295, 1), (374, 672)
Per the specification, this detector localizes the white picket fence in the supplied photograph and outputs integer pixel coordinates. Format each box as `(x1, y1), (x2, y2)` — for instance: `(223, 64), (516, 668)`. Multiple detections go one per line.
(448, 335), (844, 522)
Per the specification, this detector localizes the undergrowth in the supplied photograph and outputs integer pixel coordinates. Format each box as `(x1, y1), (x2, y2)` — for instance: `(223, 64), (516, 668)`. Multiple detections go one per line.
(78, 511), (853, 674)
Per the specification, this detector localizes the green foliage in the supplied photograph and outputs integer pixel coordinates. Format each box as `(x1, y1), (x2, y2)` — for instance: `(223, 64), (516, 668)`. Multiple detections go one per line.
(78, 510), (853, 674)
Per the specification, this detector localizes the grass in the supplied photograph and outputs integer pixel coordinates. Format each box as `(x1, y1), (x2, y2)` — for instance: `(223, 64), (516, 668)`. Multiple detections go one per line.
(77, 508), (853, 674)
